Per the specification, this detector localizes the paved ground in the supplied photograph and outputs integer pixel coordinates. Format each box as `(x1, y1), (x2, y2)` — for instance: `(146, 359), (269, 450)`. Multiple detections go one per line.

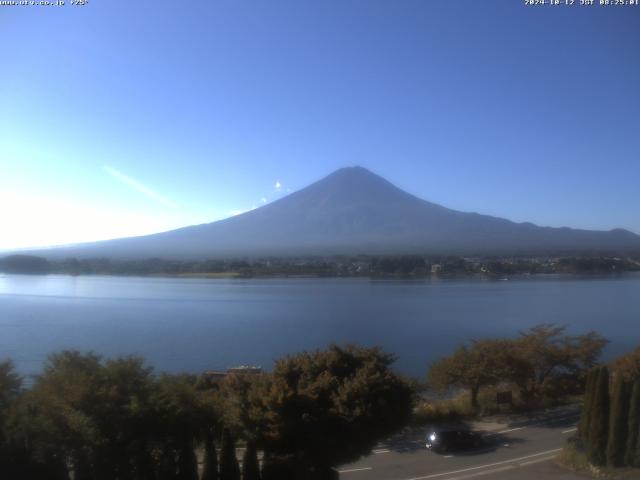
(338, 405), (593, 480)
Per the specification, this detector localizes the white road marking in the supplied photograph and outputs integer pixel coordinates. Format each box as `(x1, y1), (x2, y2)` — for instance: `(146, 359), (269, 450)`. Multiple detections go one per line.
(443, 455), (454, 458)
(519, 455), (558, 466)
(484, 413), (580, 436)
(373, 448), (391, 454)
(448, 465), (515, 480)
(562, 427), (577, 434)
(537, 413), (581, 425)
(403, 448), (563, 480)
(338, 466), (373, 474)
(496, 426), (525, 434)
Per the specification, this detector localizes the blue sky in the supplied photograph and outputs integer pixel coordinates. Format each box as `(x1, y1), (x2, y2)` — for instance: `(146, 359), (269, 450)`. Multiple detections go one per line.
(1, 0), (639, 249)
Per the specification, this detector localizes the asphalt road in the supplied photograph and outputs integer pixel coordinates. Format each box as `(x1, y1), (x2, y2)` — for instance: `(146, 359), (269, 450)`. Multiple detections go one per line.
(338, 405), (592, 480)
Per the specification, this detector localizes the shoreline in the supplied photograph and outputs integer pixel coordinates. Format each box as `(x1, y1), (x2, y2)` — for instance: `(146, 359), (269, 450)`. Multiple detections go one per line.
(1, 271), (640, 281)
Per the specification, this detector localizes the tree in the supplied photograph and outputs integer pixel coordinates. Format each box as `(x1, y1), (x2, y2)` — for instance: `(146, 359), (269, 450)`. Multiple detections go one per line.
(260, 453), (294, 480)
(511, 325), (607, 402)
(156, 447), (178, 480)
(242, 441), (260, 480)
(25, 351), (104, 479)
(588, 366), (610, 466)
(97, 356), (157, 480)
(219, 428), (240, 480)
(0, 254), (50, 273)
(20, 351), (162, 480)
(625, 380), (640, 467)
(258, 345), (414, 479)
(0, 360), (23, 475)
(578, 368), (598, 442)
(218, 373), (270, 446)
(428, 340), (513, 409)
(177, 441), (198, 480)
(607, 373), (630, 466)
(201, 430), (219, 480)
(612, 347), (640, 382)
(153, 373), (221, 480)
(0, 360), (21, 410)
(0, 360), (21, 447)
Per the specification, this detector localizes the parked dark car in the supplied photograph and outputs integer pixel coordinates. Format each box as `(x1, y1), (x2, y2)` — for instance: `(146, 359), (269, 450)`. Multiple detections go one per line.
(425, 427), (483, 453)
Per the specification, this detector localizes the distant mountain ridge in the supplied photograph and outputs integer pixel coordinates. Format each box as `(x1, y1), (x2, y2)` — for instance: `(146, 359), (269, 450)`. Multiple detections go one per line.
(25, 166), (640, 259)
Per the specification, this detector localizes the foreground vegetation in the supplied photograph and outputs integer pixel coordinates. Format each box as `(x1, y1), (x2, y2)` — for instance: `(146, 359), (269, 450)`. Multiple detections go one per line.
(425, 325), (607, 413)
(568, 347), (640, 472)
(0, 345), (415, 480)
(1, 327), (637, 479)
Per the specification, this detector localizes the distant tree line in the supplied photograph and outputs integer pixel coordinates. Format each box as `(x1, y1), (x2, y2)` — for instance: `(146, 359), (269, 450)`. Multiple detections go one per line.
(2, 254), (639, 277)
(0, 345), (415, 480)
(427, 325), (608, 409)
(577, 347), (640, 468)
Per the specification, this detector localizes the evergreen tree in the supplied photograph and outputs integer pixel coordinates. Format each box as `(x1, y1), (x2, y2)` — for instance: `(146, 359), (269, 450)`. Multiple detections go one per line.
(242, 441), (260, 480)
(72, 451), (93, 480)
(177, 440), (199, 480)
(201, 431), (219, 480)
(132, 448), (156, 480)
(606, 374), (630, 466)
(43, 452), (71, 480)
(579, 369), (598, 443)
(219, 429), (240, 480)
(588, 366), (610, 466)
(260, 453), (294, 480)
(625, 380), (640, 467)
(156, 448), (178, 480)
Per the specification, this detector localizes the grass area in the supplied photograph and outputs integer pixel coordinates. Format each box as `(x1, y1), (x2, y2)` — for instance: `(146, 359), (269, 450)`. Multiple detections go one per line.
(556, 442), (593, 474)
(556, 442), (640, 479)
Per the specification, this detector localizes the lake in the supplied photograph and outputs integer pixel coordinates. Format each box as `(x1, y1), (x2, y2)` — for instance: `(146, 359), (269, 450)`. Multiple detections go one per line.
(0, 273), (638, 380)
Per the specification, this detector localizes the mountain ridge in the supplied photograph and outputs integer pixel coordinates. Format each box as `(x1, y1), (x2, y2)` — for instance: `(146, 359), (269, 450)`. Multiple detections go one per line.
(20, 166), (640, 259)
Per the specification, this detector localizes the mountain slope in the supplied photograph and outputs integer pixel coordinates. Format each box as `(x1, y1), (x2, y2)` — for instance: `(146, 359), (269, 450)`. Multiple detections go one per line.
(30, 167), (640, 259)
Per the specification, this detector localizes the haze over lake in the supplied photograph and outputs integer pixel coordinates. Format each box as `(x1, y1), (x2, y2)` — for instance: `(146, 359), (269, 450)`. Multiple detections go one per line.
(1, 273), (638, 379)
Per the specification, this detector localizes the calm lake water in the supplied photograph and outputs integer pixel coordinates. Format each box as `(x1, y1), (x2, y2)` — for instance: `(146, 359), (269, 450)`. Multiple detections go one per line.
(1, 273), (639, 380)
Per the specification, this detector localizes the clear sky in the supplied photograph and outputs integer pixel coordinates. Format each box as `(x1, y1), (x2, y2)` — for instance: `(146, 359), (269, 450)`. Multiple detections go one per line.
(1, 0), (639, 250)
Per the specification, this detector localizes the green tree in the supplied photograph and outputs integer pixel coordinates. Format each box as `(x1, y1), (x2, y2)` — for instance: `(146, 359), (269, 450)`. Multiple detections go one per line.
(153, 373), (220, 480)
(0, 360), (24, 476)
(613, 347), (640, 382)
(97, 356), (157, 480)
(242, 441), (260, 480)
(156, 447), (178, 480)
(201, 430), (219, 480)
(428, 340), (513, 409)
(0, 360), (21, 449)
(260, 453), (294, 480)
(259, 345), (414, 479)
(511, 326), (607, 402)
(218, 373), (270, 445)
(588, 366), (610, 466)
(0, 360), (21, 410)
(21, 351), (159, 480)
(578, 369), (598, 442)
(625, 380), (640, 467)
(607, 374), (630, 466)
(177, 440), (198, 480)
(27, 351), (103, 479)
(219, 428), (240, 480)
